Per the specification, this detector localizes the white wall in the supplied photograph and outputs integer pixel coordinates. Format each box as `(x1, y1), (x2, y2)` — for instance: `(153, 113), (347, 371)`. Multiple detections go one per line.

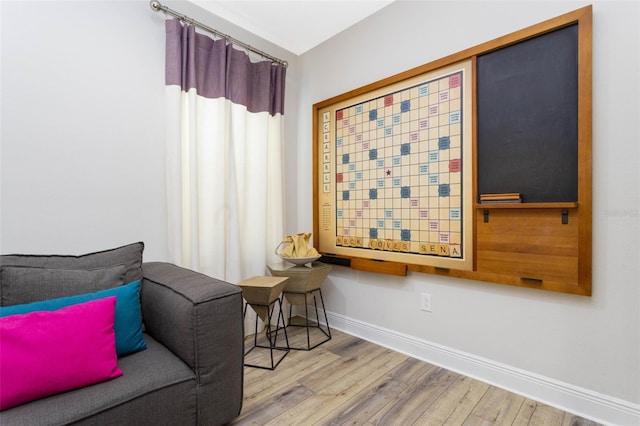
(0, 0), (299, 260)
(1, 1), (166, 258)
(297, 0), (639, 422)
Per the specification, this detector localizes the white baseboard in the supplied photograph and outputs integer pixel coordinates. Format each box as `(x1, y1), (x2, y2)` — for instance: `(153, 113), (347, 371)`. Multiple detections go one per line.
(322, 311), (640, 426)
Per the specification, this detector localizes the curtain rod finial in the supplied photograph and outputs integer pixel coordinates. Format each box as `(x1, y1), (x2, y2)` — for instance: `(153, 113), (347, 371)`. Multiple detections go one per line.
(150, 1), (162, 12)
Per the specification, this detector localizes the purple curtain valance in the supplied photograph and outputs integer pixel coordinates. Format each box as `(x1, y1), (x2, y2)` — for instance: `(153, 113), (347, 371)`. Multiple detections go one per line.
(165, 19), (285, 116)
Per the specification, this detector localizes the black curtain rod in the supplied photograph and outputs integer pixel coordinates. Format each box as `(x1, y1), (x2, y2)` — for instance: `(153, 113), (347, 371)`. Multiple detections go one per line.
(150, 0), (288, 67)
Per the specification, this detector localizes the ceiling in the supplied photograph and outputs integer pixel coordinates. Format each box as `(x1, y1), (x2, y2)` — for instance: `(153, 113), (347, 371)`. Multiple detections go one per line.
(189, 0), (396, 56)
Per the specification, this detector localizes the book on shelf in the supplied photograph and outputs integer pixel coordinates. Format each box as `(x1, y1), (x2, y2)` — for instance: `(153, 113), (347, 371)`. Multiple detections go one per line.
(479, 198), (523, 204)
(479, 192), (522, 203)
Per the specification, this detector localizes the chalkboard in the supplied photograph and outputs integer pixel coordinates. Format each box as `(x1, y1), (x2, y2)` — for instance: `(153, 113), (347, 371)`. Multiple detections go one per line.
(477, 24), (578, 203)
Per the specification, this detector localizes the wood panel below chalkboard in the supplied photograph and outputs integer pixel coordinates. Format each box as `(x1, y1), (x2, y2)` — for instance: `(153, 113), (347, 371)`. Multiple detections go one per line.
(475, 208), (579, 284)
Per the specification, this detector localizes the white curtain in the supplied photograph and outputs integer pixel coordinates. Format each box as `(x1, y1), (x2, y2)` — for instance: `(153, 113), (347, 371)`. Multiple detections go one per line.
(164, 20), (286, 332)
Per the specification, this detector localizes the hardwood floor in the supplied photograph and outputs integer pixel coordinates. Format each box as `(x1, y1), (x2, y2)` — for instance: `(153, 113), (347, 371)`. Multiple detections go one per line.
(231, 325), (600, 426)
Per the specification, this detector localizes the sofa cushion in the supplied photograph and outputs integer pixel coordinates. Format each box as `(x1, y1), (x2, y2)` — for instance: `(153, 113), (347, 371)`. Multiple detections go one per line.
(0, 335), (196, 426)
(0, 242), (144, 299)
(0, 297), (122, 411)
(0, 264), (126, 306)
(0, 280), (146, 357)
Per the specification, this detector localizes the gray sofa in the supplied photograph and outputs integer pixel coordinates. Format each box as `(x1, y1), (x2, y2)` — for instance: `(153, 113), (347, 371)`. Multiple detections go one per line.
(0, 243), (244, 425)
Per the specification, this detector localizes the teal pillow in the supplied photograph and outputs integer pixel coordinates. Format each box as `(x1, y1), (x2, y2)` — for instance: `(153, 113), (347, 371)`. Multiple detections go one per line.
(0, 280), (146, 357)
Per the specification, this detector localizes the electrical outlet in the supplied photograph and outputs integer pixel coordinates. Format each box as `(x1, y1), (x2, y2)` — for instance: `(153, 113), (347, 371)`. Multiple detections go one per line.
(421, 293), (432, 312)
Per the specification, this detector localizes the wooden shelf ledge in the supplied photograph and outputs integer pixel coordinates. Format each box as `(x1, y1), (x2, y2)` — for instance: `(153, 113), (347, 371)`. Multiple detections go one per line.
(474, 202), (579, 209)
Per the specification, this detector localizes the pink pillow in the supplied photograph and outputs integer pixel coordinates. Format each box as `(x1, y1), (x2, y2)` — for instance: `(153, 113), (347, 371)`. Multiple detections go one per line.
(0, 297), (123, 410)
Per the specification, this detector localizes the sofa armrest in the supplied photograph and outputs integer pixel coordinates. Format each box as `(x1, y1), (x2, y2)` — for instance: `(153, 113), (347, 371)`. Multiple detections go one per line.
(140, 262), (243, 424)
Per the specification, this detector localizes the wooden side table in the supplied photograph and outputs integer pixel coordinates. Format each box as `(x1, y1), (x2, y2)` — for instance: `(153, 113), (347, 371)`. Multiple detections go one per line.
(237, 276), (289, 370)
(267, 262), (332, 350)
